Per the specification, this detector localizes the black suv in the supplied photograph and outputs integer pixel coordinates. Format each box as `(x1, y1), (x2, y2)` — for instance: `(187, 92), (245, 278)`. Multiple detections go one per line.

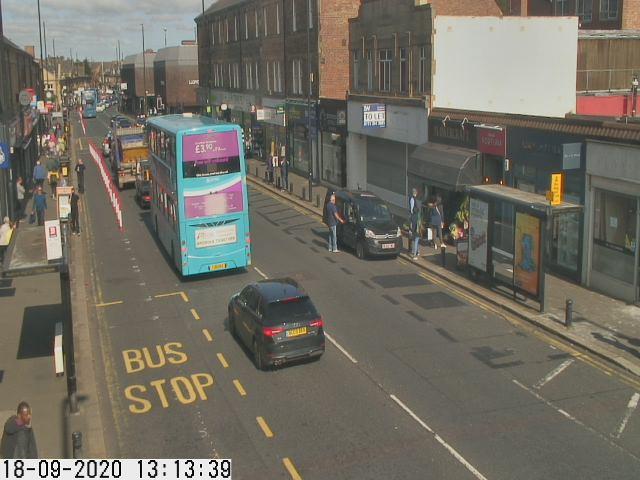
(323, 190), (401, 259)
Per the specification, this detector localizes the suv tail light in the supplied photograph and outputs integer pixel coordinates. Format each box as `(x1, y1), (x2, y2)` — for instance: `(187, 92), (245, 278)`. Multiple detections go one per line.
(263, 326), (285, 337)
(310, 317), (323, 329)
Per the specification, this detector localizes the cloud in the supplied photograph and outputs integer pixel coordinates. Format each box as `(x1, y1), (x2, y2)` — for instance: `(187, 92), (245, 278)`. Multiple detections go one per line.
(2, 0), (204, 60)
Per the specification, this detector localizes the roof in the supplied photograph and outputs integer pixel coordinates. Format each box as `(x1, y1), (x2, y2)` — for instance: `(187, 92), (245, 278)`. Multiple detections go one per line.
(196, 0), (247, 21)
(148, 114), (239, 134)
(154, 45), (198, 64)
(254, 278), (306, 303)
(431, 108), (640, 144)
(409, 143), (481, 191)
(469, 184), (582, 212)
(420, 0), (502, 16)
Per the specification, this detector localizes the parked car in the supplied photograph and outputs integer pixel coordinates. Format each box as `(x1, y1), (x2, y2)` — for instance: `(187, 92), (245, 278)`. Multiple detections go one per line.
(323, 190), (402, 259)
(228, 279), (325, 370)
(110, 115), (124, 128)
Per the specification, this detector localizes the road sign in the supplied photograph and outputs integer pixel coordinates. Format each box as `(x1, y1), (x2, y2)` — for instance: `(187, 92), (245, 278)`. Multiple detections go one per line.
(550, 173), (563, 206)
(19, 90), (31, 106)
(45, 220), (63, 260)
(363, 103), (386, 128)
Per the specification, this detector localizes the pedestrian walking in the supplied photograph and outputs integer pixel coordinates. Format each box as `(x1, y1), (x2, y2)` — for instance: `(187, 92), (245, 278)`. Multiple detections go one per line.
(32, 186), (47, 226)
(326, 193), (345, 253)
(70, 187), (80, 235)
(429, 195), (445, 250)
(75, 159), (86, 193)
(0, 402), (38, 459)
(280, 155), (289, 192)
(409, 188), (422, 259)
(0, 217), (14, 263)
(32, 160), (47, 190)
(15, 177), (25, 219)
(266, 155), (275, 184)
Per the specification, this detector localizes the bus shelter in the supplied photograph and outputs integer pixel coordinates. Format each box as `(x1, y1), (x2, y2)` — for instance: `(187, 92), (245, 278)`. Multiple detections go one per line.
(467, 184), (582, 312)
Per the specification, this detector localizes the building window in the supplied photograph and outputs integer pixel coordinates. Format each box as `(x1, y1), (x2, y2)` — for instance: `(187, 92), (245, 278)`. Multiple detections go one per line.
(228, 64), (232, 88)
(308, 0), (313, 29)
(553, 0), (568, 15)
(246, 62), (253, 90)
(378, 49), (392, 92)
(419, 46), (428, 93)
(226, 18), (229, 42)
(600, 0), (618, 20)
(234, 16), (238, 41)
(266, 61), (271, 92)
(234, 63), (240, 89)
(245, 12), (249, 39)
(366, 50), (373, 91)
(352, 50), (360, 91)
(264, 7), (268, 36)
(276, 3), (280, 35)
(255, 61), (259, 90)
(210, 23), (215, 46)
(273, 61), (282, 93)
(292, 59), (302, 95)
(576, 0), (593, 23)
(399, 47), (408, 93)
(255, 10), (259, 37)
(292, 0), (297, 32)
(219, 22), (223, 44)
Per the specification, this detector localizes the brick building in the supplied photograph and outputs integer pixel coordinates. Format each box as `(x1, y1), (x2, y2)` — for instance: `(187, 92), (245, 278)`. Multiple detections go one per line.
(154, 42), (200, 114)
(498, 0), (640, 30)
(120, 51), (156, 114)
(196, 0), (359, 185)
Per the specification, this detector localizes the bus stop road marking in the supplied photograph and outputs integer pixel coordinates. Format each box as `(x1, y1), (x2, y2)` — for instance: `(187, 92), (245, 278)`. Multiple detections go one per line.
(180, 292), (189, 303)
(202, 329), (213, 342)
(282, 458), (302, 480)
(153, 291), (189, 302)
(233, 379), (247, 396)
(256, 416), (274, 438)
(217, 353), (229, 368)
(95, 300), (124, 307)
(191, 308), (201, 321)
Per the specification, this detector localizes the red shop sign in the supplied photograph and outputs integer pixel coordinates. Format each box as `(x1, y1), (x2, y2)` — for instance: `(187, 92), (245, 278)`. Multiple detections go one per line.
(477, 128), (506, 156)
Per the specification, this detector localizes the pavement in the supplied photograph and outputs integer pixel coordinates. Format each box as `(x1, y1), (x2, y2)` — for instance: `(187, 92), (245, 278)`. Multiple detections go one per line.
(246, 156), (640, 380)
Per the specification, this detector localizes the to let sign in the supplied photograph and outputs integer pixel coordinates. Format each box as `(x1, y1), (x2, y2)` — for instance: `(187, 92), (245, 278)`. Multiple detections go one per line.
(550, 173), (563, 206)
(477, 128), (506, 156)
(363, 103), (386, 128)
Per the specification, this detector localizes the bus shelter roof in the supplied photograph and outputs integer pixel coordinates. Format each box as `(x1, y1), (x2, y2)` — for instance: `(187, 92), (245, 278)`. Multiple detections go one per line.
(468, 184), (582, 216)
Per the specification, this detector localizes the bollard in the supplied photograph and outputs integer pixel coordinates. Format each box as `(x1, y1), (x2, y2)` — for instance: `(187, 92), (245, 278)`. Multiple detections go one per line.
(72, 431), (83, 459)
(316, 194), (320, 208)
(276, 176), (281, 189)
(565, 299), (573, 327)
(289, 182), (293, 194)
(301, 186), (306, 201)
(255, 167), (258, 177)
(440, 245), (446, 267)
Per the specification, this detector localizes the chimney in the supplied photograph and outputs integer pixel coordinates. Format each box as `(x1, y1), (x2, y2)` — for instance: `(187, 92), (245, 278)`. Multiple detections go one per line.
(25, 45), (35, 57)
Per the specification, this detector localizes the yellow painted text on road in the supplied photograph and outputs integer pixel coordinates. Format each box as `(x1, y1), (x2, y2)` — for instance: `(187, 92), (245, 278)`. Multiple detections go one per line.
(217, 353), (229, 368)
(124, 373), (214, 414)
(256, 416), (274, 438)
(202, 329), (213, 342)
(122, 342), (188, 374)
(233, 379), (246, 396)
(191, 308), (201, 321)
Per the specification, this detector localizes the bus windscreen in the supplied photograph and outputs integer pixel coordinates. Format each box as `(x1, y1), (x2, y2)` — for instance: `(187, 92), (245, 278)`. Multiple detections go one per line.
(182, 131), (240, 178)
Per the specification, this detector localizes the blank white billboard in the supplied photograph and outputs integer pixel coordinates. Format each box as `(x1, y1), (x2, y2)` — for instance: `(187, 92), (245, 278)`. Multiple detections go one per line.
(432, 16), (578, 118)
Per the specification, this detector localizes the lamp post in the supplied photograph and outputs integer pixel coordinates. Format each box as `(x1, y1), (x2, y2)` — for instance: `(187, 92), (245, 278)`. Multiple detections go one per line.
(163, 28), (167, 47)
(141, 23), (147, 115)
(632, 74), (639, 118)
(306, 0), (312, 201)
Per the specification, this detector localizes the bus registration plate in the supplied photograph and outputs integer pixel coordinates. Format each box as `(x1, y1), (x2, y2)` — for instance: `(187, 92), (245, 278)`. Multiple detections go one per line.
(209, 263), (228, 271)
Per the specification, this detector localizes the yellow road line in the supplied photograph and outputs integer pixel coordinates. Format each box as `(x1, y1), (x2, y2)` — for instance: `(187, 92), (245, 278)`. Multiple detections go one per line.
(202, 329), (213, 342)
(217, 353), (229, 368)
(233, 379), (247, 396)
(95, 300), (123, 307)
(256, 416), (274, 438)
(282, 458), (302, 480)
(398, 259), (408, 266)
(78, 138), (84, 150)
(154, 291), (183, 299)
(190, 308), (201, 321)
(180, 291), (189, 303)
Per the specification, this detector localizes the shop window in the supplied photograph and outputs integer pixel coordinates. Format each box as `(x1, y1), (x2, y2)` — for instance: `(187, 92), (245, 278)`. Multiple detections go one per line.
(366, 137), (405, 195)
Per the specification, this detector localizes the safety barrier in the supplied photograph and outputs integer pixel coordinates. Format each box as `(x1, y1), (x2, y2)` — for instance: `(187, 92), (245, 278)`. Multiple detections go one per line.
(88, 141), (124, 232)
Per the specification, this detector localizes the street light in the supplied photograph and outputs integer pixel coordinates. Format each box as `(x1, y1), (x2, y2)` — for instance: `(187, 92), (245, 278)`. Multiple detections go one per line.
(163, 28), (167, 47)
(306, 0), (312, 201)
(632, 74), (639, 118)
(141, 23), (147, 115)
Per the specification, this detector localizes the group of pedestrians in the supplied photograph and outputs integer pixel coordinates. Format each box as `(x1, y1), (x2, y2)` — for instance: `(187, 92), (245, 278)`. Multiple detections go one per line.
(265, 144), (289, 192)
(409, 188), (445, 260)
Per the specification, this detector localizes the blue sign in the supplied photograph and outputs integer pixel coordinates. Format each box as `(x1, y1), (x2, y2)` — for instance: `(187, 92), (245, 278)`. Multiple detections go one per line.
(0, 143), (10, 170)
(363, 103), (386, 128)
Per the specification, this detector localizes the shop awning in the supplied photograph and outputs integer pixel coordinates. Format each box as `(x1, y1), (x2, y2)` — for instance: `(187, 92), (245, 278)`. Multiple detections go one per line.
(408, 143), (482, 191)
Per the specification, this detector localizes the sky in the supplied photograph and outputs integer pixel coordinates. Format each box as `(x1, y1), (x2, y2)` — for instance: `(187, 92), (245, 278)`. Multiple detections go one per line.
(2, 0), (210, 61)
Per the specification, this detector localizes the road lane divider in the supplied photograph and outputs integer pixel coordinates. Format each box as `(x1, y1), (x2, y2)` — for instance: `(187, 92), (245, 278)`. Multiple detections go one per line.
(282, 458), (302, 480)
(233, 379), (247, 397)
(533, 359), (574, 390)
(190, 308), (201, 321)
(154, 291), (188, 300)
(390, 394), (488, 480)
(95, 300), (124, 307)
(87, 140), (124, 232)
(217, 353), (229, 368)
(325, 332), (358, 364)
(614, 392), (640, 439)
(254, 267), (269, 279)
(202, 329), (213, 342)
(180, 292), (190, 303)
(256, 416), (274, 438)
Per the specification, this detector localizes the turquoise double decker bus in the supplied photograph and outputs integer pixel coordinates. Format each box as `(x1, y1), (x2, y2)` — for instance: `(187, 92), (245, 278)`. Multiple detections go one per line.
(147, 114), (251, 276)
(81, 89), (97, 118)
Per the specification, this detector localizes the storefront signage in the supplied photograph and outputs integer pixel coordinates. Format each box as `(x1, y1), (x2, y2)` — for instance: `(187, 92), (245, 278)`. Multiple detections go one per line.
(562, 143), (581, 170)
(121, 82), (128, 91)
(19, 90), (31, 106)
(428, 119), (476, 148)
(363, 103), (386, 128)
(550, 173), (563, 206)
(276, 105), (285, 115)
(188, 79), (200, 85)
(45, 220), (62, 261)
(23, 108), (38, 138)
(468, 198), (489, 272)
(477, 128), (506, 156)
(514, 212), (541, 296)
(56, 186), (73, 221)
(0, 143), (10, 170)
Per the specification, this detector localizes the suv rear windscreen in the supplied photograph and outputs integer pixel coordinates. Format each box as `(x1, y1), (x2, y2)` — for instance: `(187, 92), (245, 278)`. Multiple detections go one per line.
(264, 297), (318, 326)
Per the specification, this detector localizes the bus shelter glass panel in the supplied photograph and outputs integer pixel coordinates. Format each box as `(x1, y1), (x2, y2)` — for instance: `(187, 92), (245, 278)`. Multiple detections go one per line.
(552, 211), (580, 273)
(491, 200), (514, 284)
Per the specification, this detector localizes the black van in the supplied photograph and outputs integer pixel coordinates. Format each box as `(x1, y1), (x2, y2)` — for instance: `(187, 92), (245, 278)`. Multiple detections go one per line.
(323, 190), (402, 259)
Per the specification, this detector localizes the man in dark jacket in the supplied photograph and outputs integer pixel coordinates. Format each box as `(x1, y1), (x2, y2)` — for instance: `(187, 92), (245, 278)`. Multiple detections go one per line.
(75, 159), (86, 194)
(0, 402), (38, 459)
(33, 186), (47, 226)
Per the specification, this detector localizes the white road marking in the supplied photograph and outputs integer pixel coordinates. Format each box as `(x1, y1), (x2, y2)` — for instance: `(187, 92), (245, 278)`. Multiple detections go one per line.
(325, 332), (357, 364)
(614, 392), (640, 439)
(390, 394), (488, 480)
(534, 359), (574, 389)
(513, 379), (640, 462)
(254, 267), (269, 279)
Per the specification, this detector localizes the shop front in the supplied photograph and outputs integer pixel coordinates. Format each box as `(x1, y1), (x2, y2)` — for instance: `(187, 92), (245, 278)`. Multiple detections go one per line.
(259, 97), (286, 163)
(476, 125), (507, 184)
(286, 100), (318, 177)
(583, 140), (640, 303)
(209, 89), (257, 146)
(319, 99), (347, 188)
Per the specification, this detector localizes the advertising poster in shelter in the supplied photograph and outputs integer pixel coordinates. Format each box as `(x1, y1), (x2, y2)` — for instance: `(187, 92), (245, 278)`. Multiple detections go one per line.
(468, 198), (489, 272)
(514, 212), (541, 296)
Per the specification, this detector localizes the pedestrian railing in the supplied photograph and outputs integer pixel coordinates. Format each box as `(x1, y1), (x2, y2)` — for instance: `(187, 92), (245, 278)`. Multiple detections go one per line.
(577, 68), (640, 93)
